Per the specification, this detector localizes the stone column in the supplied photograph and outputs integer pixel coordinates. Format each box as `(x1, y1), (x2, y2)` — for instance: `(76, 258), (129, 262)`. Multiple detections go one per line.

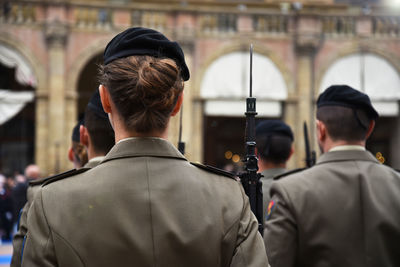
(35, 90), (49, 175)
(44, 21), (68, 175)
(293, 15), (321, 167)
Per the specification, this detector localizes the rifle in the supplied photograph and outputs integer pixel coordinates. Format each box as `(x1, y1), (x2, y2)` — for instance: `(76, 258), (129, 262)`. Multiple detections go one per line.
(239, 44), (264, 236)
(178, 104), (185, 155)
(303, 121), (316, 168)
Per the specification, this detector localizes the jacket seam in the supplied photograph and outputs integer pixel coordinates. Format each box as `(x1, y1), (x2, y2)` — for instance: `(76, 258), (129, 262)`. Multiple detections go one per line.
(354, 161), (367, 266)
(51, 230), (86, 267)
(223, 183), (248, 266)
(145, 158), (157, 267)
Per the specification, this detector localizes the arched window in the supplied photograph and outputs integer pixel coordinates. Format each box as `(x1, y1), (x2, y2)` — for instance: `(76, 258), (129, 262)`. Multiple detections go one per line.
(320, 53), (400, 116)
(201, 51), (288, 117)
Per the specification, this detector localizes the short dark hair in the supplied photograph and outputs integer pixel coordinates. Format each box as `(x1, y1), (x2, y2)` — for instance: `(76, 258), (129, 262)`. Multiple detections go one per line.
(316, 106), (370, 142)
(84, 107), (115, 155)
(256, 135), (292, 164)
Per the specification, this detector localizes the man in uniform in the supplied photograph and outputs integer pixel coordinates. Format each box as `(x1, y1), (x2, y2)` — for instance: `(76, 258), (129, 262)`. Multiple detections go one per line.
(79, 89), (115, 168)
(264, 85), (400, 267)
(256, 120), (294, 211)
(11, 90), (114, 267)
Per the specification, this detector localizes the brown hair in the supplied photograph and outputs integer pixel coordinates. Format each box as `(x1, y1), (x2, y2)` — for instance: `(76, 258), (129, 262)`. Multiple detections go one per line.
(316, 106), (370, 142)
(98, 55), (184, 133)
(71, 141), (88, 167)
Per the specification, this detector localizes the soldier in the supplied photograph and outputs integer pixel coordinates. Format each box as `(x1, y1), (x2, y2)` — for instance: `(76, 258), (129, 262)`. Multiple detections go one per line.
(11, 90), (114, 267)
(264, 85), (400, 267)
(79, 89), (115, 168)
(68, 119), (88, 168)
(256, 120), (294, 204)
(21, 27), (268, 267)
(255, 120), (294, 223)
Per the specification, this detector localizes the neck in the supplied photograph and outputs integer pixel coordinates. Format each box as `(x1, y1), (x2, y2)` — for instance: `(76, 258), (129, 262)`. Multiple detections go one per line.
(258, 160), (286, 172)
(322, 139), (365, 153)
(87, 138), (106, 160)
(113, 118), (169, 143)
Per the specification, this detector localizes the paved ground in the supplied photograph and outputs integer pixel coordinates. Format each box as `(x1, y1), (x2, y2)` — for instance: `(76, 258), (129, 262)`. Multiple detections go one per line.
(0, 242), (12, 267)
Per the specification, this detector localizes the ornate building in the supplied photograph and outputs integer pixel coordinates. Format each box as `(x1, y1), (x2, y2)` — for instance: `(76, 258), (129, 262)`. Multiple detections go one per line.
(1, 0), (400, 175)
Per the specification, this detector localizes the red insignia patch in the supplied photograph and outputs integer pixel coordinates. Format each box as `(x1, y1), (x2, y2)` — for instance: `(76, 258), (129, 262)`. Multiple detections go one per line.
(266, 200), (276, 221)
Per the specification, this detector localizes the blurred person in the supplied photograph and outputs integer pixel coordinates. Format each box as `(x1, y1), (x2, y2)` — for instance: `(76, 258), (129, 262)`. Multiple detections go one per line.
(11, 165), (40, 224)
(0, 174), (13, 241)
(11, 90), (114, 267)
(21, 27), (268, 267)
(255, 120), (294, 222)
(79, 89), (115, 168)
(264, 85), (400, 267)
(68, 119), (88, 169)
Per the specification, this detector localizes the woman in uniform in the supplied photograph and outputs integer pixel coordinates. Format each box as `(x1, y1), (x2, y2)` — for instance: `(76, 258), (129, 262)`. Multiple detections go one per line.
(21, 27), (268, 267)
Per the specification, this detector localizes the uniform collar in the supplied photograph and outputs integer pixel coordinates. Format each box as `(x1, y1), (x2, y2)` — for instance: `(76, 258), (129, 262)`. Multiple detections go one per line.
(102, 137), (186, 163)
(261, 168), (287, 179)
(317, 149), (379, 165)
(329, 145), (365, 152)
(83, 156), (105, 168)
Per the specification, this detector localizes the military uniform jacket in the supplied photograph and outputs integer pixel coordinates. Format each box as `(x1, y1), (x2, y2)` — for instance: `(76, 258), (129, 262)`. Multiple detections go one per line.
(22, 137), (267, 267)
(261, 168), (287, 219)
(264, 149), (400, 267)
(11, 167), (92, 267)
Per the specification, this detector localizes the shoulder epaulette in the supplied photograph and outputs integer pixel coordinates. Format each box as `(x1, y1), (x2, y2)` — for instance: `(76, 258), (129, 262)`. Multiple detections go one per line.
(190, 162), (237, 180)
(29, 169), (77, 186)
(273, 168), (306, 181)
(40, 168), (90, 187)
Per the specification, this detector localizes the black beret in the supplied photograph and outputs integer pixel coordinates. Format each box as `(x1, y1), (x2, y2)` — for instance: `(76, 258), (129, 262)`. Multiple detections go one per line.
(71, 118), (84, 142)
(103, 27), (190, 81)
(86, 90), (108, 120)
(256, 120), (294, 141)
(317, 85), (379, 120)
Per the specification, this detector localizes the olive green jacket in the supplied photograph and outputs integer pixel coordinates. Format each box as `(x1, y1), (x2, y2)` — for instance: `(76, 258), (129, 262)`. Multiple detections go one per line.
(11, 158), (104, 267)
(22, 138), (268, 267)
(264, 150), (400, 267)
(261, 168), (287, 220)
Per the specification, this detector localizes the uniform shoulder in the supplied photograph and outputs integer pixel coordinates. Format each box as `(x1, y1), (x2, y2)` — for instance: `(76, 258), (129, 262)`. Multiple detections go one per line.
(35, 168), (90, 187)
(273, 167), (307, 181)
(190, 162), (237, 180)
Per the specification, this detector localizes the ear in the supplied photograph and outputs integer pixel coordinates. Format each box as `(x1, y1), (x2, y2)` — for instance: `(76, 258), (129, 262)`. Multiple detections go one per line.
(288, 146), (294, 160)
(80, 125), (89, 147)
(365, 120), (375, 139)
(68, 147), (74, 163)
(316, 120), (326, 143)
(171, 92), (184, 117)
(99, 84), (112, 113)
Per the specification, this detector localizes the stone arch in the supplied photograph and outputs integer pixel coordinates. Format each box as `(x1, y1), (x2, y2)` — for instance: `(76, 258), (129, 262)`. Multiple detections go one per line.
(195, 42), (291, 117)
(0, 32), (47, 172)
(194, 42), (292, 100)
(0, 32), (46, 93)
(66, 37), (110, 96)
(315, 45), (400, 100)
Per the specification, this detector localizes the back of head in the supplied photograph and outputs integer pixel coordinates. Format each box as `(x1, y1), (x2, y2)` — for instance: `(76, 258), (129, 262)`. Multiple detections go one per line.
(99, 56), (184, 133)
(256, 120), (294, 164)
(84, 90), (115, 155)
(24, 164), (40, 180)
(71, 120), (88, 167)
(99, 27), (189, 134)
(317, 85), (379, 142)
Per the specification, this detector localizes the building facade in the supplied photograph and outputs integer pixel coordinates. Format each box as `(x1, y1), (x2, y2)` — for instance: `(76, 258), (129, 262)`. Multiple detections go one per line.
(1, 0), (400, 176)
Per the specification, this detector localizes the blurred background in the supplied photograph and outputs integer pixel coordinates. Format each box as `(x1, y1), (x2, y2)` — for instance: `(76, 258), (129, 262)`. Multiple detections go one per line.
(1, 0), (400, 177)
(0, 0), (400, 264)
